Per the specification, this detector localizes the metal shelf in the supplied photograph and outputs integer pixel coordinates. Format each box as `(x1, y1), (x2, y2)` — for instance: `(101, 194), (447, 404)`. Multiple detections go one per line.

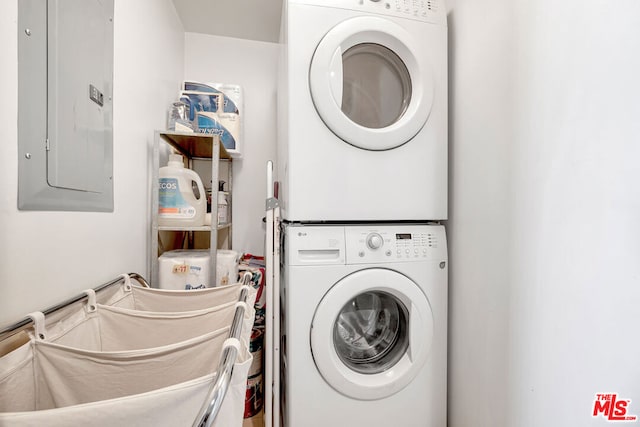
(157, 223), (232, 232)
(158, 131), (232, 160)
(150, 131), (233, 288)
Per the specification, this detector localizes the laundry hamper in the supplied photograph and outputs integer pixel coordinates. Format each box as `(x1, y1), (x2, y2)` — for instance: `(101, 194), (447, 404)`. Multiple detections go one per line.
(1, 285), (256, 411)
(0, 273), (255, 427)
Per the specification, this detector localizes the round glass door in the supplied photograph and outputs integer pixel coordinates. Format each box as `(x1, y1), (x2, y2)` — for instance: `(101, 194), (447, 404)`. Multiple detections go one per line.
(341, 43), (412, 130)
(334, 291), (409, 375)
(309, 16), (434, 151)
(311, 268), (433, 400)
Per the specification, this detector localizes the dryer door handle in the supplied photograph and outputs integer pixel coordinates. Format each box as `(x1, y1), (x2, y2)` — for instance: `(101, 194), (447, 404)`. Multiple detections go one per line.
(329, 46), (343, 109)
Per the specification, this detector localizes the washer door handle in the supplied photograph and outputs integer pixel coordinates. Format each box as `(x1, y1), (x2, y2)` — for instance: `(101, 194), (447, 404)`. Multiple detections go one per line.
(409, 302), (423, 361)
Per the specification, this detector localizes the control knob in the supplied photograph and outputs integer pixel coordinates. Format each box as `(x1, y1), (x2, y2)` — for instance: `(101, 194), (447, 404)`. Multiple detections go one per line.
(366, 233), (384, 250)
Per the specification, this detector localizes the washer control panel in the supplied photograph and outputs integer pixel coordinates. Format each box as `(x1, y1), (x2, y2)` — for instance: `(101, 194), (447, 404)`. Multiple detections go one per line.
(345, 224), (446, 264)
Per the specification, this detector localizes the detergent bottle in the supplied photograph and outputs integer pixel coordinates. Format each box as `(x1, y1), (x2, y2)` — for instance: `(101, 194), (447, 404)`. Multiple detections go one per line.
(158, 154), (206, 227)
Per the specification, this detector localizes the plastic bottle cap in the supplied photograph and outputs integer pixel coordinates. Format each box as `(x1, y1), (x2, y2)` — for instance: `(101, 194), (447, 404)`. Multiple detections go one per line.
(168, 154), (183, 168)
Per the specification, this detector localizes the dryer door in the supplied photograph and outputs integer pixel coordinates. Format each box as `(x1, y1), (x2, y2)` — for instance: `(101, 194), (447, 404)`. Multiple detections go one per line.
(311, 268), (433, 400)
(309, 16), (434, 151)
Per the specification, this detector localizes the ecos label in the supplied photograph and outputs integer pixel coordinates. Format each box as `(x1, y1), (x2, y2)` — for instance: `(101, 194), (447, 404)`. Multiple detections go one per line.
(158, 177), (196, 218)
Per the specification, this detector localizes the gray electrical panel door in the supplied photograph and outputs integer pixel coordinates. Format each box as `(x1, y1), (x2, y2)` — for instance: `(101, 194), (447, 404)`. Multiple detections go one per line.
(18, 0), (114, 211)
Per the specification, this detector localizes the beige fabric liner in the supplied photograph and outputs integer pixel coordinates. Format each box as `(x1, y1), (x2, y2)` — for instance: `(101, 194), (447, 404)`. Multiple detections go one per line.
(0, 341), (252, 427)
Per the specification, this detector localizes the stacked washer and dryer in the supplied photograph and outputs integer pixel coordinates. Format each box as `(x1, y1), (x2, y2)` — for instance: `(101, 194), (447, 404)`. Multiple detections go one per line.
(276, 0), (448, 426)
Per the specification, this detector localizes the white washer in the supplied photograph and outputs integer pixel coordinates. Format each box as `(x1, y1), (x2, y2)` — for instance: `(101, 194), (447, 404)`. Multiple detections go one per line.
(281, 223), (447, 427)
(277, 0), (448, 222)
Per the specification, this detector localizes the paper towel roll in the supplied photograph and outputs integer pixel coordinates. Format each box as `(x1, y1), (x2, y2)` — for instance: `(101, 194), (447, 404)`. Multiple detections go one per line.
(181, 81), (243, 157)
(216, 250), (239, 286)
(158, 250), (211, 290)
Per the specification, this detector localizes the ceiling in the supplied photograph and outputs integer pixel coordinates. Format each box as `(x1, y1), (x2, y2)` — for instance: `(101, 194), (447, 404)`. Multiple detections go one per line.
(172, 0), (283, 43)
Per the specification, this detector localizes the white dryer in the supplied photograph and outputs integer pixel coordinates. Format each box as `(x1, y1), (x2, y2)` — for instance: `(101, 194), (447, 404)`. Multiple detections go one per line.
(280, 223), (447, 427)
(277, 0), (448, 222)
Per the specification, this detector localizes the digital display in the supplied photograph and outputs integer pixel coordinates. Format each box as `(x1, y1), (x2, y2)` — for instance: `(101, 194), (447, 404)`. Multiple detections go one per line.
(396, 233), (412, 240)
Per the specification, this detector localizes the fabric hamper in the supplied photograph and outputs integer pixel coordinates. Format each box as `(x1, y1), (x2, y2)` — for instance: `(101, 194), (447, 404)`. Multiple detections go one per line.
(0, 275), (257, 425)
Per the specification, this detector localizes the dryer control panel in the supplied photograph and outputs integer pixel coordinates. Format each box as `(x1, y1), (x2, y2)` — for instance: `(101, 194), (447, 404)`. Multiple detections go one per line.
(293, 0), (447, 25)
(345, 224), (447, 264)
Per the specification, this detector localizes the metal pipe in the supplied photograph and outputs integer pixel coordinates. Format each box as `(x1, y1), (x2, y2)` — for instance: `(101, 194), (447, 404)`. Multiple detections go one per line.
(193, 345), (239, 427)
(0, 272), (149, 339)
(193, 272), (253, 427)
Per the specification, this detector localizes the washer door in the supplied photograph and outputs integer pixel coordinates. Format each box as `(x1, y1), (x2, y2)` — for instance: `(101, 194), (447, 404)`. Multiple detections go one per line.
(309, 16), (434, 151)
(311, 268), (434, 400)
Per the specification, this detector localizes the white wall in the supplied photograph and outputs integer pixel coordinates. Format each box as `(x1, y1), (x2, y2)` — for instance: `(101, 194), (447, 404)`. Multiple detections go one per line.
(183, 33), (279, 256)
(508, 1), (640, 425)
(0, 0), (185, 325)
(445, 1), (512, 426)
(448, 0), (640, 426)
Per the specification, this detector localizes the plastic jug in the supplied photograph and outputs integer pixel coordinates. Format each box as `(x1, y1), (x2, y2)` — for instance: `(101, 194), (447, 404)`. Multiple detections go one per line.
(158, 154), (206, 227)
